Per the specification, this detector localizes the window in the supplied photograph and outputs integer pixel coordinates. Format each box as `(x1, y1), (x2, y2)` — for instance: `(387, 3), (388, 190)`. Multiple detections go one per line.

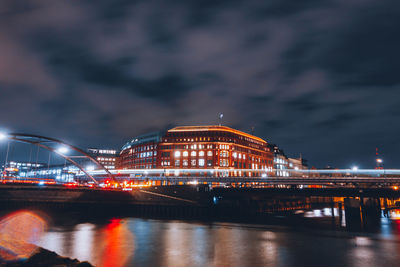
(198, 159), (205, 166)
(191, 159), (197, 166)
(175, 160), (180, 167)
(207, 160), (213, 167)
(183, 151), (188, 157)
(174, 151), (181, 157)
(191, 151), (196, 157)
(207, 151), (213, 157)
(183, 160), (188, 166)
(199, 151), (204, 157)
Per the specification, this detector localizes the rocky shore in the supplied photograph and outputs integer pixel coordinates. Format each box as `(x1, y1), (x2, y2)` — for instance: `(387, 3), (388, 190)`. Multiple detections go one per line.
(0, 247), (93, 267)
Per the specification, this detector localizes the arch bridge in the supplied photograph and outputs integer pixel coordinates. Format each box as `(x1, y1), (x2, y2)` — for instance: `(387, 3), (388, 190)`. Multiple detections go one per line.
(1, 133), (115, 185)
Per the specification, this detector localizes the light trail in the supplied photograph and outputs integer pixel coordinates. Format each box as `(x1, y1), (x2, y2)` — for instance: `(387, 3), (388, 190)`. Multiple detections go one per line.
(83, 168), (400, 176)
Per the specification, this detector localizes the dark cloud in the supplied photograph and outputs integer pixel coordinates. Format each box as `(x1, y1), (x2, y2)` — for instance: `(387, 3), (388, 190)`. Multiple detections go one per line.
(1, 0), (400, 168)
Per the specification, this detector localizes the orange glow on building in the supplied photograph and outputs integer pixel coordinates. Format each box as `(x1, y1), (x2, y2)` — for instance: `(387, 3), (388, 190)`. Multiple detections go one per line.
(117, 125), (274, 177)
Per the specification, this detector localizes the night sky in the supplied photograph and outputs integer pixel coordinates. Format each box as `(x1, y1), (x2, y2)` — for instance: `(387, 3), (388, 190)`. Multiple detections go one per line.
(1, 0), (399, 168)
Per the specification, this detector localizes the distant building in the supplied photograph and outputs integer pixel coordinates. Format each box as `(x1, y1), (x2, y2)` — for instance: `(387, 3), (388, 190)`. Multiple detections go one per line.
(269, 144), (290, 177)
(117, 125), (274, 177)
(87, 148), (119, 170)
(19, 148), (120, 182)
(1, 161), (44, 178)
(288, 157), (308, 177)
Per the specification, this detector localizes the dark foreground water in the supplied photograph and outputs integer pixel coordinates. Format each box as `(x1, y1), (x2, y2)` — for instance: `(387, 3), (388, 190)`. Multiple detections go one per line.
(2, 206), (400, 266)
(29, 210), (400, 267)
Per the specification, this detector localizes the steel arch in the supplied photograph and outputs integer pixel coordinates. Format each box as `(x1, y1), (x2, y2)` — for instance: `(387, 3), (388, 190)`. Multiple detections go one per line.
(6, 133), (116, 185)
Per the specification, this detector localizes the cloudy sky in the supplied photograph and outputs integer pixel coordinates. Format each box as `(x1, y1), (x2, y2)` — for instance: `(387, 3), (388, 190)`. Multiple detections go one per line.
(0, 0), (399, 168)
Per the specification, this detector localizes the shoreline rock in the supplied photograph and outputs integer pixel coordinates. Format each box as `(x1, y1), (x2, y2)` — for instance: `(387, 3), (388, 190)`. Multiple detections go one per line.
(0, 247), (93, 267)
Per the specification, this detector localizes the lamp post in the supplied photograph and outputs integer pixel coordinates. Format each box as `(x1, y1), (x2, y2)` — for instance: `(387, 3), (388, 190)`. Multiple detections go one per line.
(352, 166), (358, 178)
(376, 158), (384, 178)
(0, 133), (9, 179)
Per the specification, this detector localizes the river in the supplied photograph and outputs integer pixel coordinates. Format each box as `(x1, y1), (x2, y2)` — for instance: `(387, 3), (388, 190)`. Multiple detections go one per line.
(29, 208), (400, 267)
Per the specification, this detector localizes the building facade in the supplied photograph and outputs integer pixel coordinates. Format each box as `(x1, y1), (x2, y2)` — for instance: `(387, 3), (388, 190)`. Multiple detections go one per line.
(87, 148), (119, 170)
(269, 144), (290, 177)
(117, 126), (274, 177)
(288, 157), (308, 177)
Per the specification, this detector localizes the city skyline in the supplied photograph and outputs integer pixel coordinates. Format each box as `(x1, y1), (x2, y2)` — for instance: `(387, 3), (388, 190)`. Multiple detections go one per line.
(1, 0), (400, 168)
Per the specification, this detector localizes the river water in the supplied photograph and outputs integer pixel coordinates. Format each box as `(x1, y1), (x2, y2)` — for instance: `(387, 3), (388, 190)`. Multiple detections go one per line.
(27, 209), (400, 267)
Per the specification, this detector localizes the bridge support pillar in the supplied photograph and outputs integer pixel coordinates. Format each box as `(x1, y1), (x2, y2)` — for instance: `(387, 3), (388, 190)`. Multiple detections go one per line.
(361, 197), (381, 230)
(344, 198), (361, 231)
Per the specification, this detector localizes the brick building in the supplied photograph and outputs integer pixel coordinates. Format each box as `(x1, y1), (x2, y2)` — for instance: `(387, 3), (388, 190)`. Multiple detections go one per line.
(117, 125), (274, 177)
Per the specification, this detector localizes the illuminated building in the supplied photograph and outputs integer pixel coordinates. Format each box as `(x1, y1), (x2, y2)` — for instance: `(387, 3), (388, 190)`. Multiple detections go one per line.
(288, 157), (308, 177)
(1, 161), (44, 178)
(269, 144), (290, 177)
(87, 148), (119, 170)
(117, 126), (274, 177)
(117, 131), (163, 170)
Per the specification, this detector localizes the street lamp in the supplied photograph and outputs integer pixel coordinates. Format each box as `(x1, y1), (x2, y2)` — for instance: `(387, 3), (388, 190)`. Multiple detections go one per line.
(0, 133), (8, 140)
(57, 146), (69, 154)
(352, 166), (359, 178)
(377, 159), (383, 164)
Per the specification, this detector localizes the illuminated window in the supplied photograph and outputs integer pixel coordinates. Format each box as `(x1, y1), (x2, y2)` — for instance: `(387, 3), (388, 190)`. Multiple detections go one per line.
(233, 152), (237, 158)
(174, 151), (181, 157)
(191, 159), (197, 166)
(183, 160), (188, 166)
(191, 151), (196, 157)
(199, 159), (205, 166)
(207, 151), (212, 157)
(199, 151), (204, 157)
(183, 151), (188, 157)
(175, 160), (180, 166)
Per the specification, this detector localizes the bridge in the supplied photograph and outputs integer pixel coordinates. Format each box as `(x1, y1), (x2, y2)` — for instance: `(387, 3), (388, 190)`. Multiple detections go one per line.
(1, 132), (400, 189)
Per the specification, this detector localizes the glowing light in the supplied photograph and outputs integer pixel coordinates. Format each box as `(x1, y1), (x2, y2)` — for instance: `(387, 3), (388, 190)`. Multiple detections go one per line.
(0, 132), (7, 140)
(57, 146), (69, 154)
(174, 151), (181, 157)
(352, 166), (358, 171)
(377, 158), (383, 163)
(394, 186), (398, 190)
(0, 211), (47, 261)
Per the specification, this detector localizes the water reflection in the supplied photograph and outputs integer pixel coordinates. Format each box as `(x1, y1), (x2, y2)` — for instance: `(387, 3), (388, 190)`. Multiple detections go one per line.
(34, 214), (400, 266)
(99, 219), (134, 267)
(72, 224), (94, 263)
(0, 205), (396, 266)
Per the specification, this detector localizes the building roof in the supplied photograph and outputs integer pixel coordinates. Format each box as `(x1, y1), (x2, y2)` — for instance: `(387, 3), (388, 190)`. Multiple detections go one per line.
(168, 125), (267, 144)
(121, 131), (164, 151)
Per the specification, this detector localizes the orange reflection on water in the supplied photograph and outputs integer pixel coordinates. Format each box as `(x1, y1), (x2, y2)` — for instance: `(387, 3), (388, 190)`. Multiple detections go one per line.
(99, 218), (134, 267)
(0, 210), (47, 261)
